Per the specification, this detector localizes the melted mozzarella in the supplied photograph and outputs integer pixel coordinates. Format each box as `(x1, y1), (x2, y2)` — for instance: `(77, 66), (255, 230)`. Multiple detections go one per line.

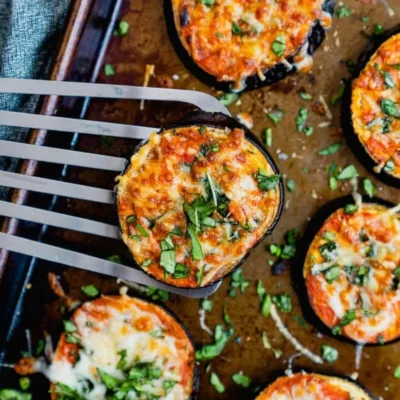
(49, 297), (192, 400)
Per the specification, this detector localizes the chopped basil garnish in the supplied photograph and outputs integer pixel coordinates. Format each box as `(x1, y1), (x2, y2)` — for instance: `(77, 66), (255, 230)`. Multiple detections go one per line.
(256, 281), (266, 301)
(218, 92), (239, 106)
(200, 0), (215, 6)
(104, 64), (115, 76)
(373, 24), (384, 35)
(0, 390), (32, 400)
(196, 324), (234, 361)
(35, 340), (45, 356)
(210, 372), (225, 393)
(196, 264), (206, 285)
(261, 294), (272, 317)
(344, 204), (358, 214)
(65, 333), (80, 344)
(354, 265), (370, 286)
(272, 294), (292, 313)
(318, 143), (341, 156)
(232, 21), (244, 36)
(201, 298), (213, 311)
(232, 372), (252, 388)
(337, 164), (358, 180)
(286, 178), (295, 192)
(171, 226), (183, 236)
(324, 265), (340, 284)
(19, 377), (30, 391)
(332, 309), (357, 335)
(126, 215), (149, 237)
(381, 99), (400, 117)
(321, 344), (339, 363)
(97, 368), (122, 389)
(63, 320), (77, 333)
(272, 34), (286, 57)
(299, 91), (312, 101)
(229, 268), (250, 297)
(160, 234), (176, 274)
(224, 308), (233, 325)
(304, 126), (314, 136)
(394, 365), (400, 379)
(81, 284), (99, 297)
(264, 127), (272, 147)
(173, 263), (189, 279)
(295, 107), (308, 133)
(323, 231), (336, 241)
(384, 159), (395, 172)
(116, 349), (127, 370)
(142, 259), (152, 268)
(199, 125), (207, 135)
(331, 81), (346, 104)
(319, 241), (337, 261)
(336, 5), (352, 18)
(255, 169), (280, 191)
(129, 234), (141, 241)
(362, 178), (376, 198)
(164, 381), (178, 394)
(188, 225), (205, 261)
(54, 383), (81, 399)
(116, 20), (129, 36)
(267, 109), (284, 124)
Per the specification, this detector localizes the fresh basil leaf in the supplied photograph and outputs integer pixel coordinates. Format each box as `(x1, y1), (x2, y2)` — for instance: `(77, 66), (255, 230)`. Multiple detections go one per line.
(232, 372), (252, 388)
(321, 344), (339, 363)
(81, 284), (99, 298)
(318, 143), (341, 156)
(337, 164), (358, 180)
(272, 34), (286, 57)
(210, 372), (225, 393)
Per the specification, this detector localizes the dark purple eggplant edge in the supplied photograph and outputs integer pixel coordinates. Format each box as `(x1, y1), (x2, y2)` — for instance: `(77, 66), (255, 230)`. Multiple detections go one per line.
(164, 0), (335, 92)
(291, 194), (400, 347)
(115, 110), (285, 291)
(254, 368), (377, 400)
(341, 25), (400, 189)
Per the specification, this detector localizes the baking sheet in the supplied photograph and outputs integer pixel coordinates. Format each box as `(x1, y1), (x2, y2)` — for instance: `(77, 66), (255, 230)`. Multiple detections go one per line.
(2, 0), (400, 398)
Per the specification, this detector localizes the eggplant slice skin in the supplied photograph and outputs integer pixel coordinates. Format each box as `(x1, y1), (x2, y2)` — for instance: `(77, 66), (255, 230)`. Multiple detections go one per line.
(255, 372), (376, 400)
(343, 26), (400, 188)
(48, 295), (198, 400)
(116, 111), (284, 289)
(165, 0), (335, 92)
(293, 195), (400, 346)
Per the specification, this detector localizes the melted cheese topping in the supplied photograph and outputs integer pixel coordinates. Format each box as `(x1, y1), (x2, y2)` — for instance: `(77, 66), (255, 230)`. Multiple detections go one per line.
(49, 296), (195, 400)
(171, 0), (332, 86)
(117, 126), (281, 287)
(256, 373), (373, 400)
(304, 203), (400, 344)
(351, 33), (400, 179)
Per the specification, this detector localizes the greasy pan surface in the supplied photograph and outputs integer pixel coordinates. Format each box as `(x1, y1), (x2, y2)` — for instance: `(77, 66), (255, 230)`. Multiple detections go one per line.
(116, 111), (283, 289)
(1, 0), (400, 399)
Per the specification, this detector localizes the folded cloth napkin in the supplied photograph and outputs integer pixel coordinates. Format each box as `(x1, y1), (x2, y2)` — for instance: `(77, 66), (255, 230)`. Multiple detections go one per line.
(0, 0), (71, 200)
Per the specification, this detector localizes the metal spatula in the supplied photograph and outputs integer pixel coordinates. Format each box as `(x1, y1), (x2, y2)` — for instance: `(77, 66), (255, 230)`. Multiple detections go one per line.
(0, 78), (230, 298)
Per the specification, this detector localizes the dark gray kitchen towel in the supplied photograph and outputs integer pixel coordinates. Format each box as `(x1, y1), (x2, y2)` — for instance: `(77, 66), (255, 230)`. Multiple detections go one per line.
(0, 0), (71, 200)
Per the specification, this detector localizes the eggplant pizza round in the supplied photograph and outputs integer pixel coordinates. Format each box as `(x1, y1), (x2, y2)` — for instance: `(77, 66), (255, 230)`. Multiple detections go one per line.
(255, 373), (375, 400)
(48, 295), (196, 400)
(350, 32), (400, 185)
(117, 116), (283, 288)
(167, 0), (334, 91)
(303, 201), (400, 344)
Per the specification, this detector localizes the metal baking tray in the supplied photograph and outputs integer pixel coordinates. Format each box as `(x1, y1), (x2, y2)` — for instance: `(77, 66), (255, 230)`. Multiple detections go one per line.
(1, 0), (400, 399)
